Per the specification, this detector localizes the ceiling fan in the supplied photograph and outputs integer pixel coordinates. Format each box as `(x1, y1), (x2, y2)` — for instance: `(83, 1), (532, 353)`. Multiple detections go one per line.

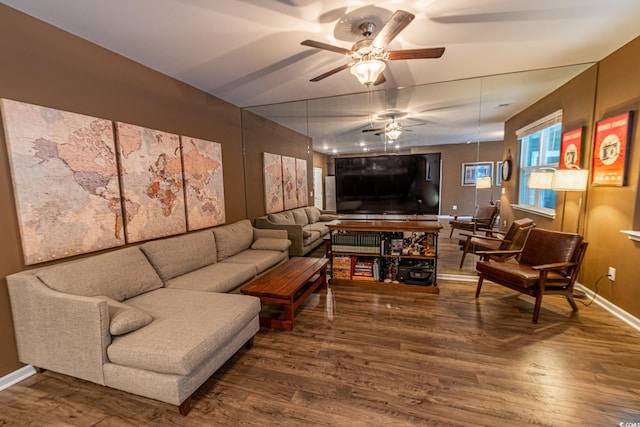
(301, 10), (445, 86)
(362, 116), (424, 140)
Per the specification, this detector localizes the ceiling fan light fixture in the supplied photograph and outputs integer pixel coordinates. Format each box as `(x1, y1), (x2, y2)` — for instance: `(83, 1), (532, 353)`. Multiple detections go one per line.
(350, 59), (386, 86)
(386, 128), (401, 140)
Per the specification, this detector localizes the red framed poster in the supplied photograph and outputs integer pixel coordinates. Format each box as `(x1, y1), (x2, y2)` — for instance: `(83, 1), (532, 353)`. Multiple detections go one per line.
(592, 112), (634, 186)
(560, 127), (583, 169)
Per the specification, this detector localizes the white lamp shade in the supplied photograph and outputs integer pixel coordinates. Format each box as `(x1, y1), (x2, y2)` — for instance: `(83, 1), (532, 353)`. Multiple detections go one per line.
(350, 59), (386, 85)
(528, 171), (554, 189)
(476, 176), (492, 189)
(552, 169), (588, 191)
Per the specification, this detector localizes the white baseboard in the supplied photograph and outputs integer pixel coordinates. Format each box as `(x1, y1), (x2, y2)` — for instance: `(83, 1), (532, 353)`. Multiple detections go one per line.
(437, 273), (478, 282)
(0, 365), (36, 392)
(575, 283), (640, 331)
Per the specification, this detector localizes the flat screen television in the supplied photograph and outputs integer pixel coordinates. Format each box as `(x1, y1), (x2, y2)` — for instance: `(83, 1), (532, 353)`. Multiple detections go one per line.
(335, 153), (441, 215)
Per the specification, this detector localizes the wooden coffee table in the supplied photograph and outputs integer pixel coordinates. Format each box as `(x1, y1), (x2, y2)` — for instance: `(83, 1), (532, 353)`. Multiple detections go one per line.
(240, 257), (328, 330)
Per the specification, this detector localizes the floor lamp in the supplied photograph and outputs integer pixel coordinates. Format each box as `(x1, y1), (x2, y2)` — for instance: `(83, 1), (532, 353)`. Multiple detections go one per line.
(551, 169), (589, 234)
(476, 176), (493, 204)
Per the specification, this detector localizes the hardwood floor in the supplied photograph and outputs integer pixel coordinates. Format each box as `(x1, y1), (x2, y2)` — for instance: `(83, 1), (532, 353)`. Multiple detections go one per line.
(2, 222), (639, 426)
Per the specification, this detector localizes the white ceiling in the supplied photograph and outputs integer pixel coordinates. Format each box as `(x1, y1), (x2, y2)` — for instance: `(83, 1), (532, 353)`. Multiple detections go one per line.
(4, 0), (640, 154)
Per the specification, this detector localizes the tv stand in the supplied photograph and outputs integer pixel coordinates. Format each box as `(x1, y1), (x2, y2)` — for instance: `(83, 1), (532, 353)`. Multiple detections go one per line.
(327, 220), (442, 294)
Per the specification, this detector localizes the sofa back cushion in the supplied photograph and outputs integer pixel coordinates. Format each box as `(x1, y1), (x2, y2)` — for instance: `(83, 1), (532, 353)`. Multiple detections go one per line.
(212, 219), (254, 261)
(36, 247), (163, 301)
(292, 208), (309, 225)
(141, 230), (217, 281)
(305, 206), (321, 223)
(268, 211), (295, 224)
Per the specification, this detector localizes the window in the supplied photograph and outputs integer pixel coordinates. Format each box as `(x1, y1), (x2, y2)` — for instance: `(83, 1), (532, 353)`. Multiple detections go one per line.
(516, 110), (562, 214)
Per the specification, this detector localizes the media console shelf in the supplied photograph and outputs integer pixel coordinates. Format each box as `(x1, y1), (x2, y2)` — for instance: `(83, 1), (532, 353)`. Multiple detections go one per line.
(327, 220), (443, 294)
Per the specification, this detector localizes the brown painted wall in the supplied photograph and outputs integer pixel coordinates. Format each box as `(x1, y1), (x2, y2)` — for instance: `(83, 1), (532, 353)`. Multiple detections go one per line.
(413, 141), (504, 217)
(502, 36), (640, 318)
(242, 110), (312, 221)
(501, 66), (598, 232)
(582, 37), (640, 315)
(0, 5), (299, 377)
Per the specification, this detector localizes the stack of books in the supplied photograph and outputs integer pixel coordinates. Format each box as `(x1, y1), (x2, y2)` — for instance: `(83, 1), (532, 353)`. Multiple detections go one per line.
(332, 233), (380, 254)
(351, 258), (376, 281)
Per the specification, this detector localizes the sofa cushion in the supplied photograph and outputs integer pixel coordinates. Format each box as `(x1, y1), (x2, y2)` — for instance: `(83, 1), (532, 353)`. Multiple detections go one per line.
(221, 249), (288, 274)
(319, 213), (339, 222)
(212, 220), (254, 261)
(268, 211), (295, 225)
(251, 237), (292, 252)
(36, 247), (163, 302)
(306, 222), (329, 236)
(305, 206), (322, 223)
(303, 229), (312, 238)
(164, 263), (257, 293)
(107, 289), (260, 376)
(303, 230), (321, 246)
(292, 208), (309, 226)
(141, 230), (217, 282)
(97, 296), (153, 336)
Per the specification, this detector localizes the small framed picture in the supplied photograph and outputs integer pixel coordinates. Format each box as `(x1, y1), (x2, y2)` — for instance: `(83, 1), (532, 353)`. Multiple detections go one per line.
(592, 112), (633, 186)
(495, 161), (503, 186)
(461, 162), (493, 186)
(560, 127), (583, 169)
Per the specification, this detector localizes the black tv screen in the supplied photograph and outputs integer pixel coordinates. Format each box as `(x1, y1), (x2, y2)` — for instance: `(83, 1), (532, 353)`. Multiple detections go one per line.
(335, 153), (441, 215)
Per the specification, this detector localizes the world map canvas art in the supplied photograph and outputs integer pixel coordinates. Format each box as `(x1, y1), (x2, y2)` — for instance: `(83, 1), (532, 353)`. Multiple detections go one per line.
(1, 98), (125, 264)
(116, 122), (187, 243)
(282, 155), (297, 210)
(263, 152), (284, 214)
(182, 136), (225, 230)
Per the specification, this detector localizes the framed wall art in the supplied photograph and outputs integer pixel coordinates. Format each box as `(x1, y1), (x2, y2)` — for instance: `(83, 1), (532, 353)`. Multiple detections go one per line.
(592, 112), (634, 186)
(263, 152), (284, 213)
(461, 162), (493, 186)
(1, 98), (125, 264)
(560, 127), (583, 169)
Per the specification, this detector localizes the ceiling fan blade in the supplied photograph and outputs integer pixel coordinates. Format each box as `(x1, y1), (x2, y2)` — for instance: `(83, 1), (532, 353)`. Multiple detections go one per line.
(309, 64), (351, 82)
(301, 40), (351, 56)
(388, 47), (446, 60)
(362, 127), (384, 133)
(372, 10), (415, 49)
(373, 73), (387, 86)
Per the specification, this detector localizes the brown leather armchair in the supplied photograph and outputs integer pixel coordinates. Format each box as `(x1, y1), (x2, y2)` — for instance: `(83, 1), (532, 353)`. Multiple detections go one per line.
(458, 217), (535, 268)
(449, 203), (499, 238)
(475, 228), (588, 323)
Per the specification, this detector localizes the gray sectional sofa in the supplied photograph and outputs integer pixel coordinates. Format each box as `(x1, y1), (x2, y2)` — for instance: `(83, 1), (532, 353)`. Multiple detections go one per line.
(6, 219), (290, 415)
(255, 206), (338, 256)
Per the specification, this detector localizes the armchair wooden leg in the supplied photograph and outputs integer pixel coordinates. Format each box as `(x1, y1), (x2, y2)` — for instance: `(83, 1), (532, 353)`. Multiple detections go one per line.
(460, 239), (472, 268)
(565, 293), (579, 312)
(449, 228), (454, 238)
(475, 275), (484, 298)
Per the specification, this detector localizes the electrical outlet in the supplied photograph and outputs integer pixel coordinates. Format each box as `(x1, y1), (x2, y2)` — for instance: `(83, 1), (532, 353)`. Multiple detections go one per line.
(608, 267), (616, 281)
(503, 219), (507, 227)
(452, 205), (457, 210)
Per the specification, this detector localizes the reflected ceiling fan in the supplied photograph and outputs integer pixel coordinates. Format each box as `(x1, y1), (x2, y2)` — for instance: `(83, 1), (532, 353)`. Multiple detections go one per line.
(301, 10), (445, 86)
(362, 115), (425, 140)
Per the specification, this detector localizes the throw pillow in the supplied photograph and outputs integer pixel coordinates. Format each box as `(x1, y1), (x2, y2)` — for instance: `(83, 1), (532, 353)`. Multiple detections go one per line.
(251, 238), (292, 251)
(303, 230), (312, 238)
(97, 296), (153, 335)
